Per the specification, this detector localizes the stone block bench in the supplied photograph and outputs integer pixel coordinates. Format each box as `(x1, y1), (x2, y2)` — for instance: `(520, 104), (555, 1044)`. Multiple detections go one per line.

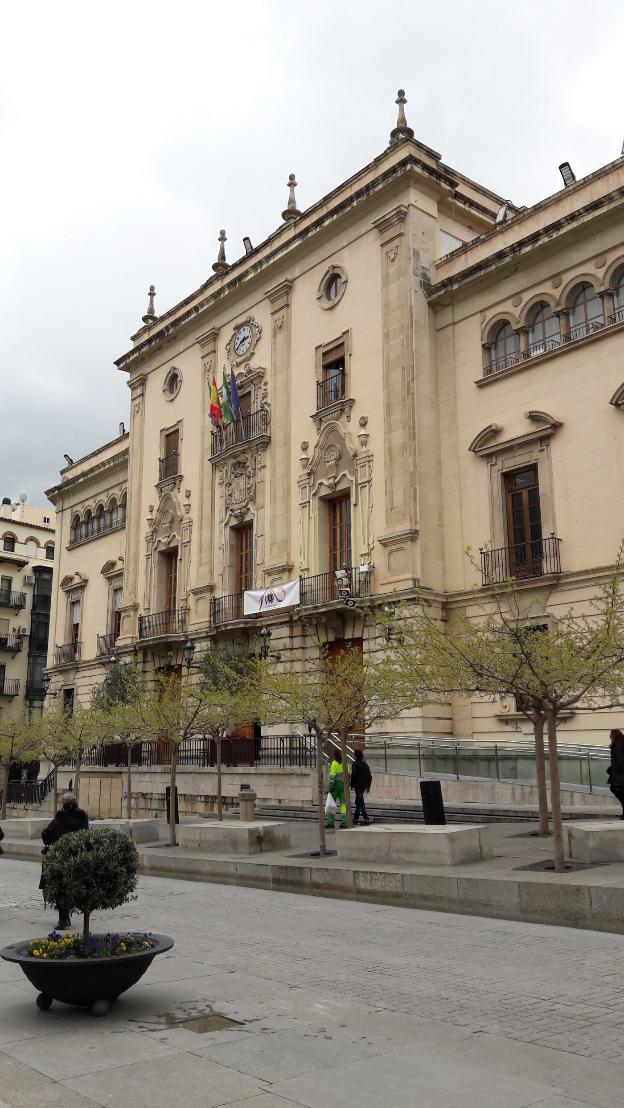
(92, 818), (160, 843)
(0, 818), (50, 839)
(336, 824), (493, 866)
(563, 820), (624, 863)
(177, 820), (290, 855)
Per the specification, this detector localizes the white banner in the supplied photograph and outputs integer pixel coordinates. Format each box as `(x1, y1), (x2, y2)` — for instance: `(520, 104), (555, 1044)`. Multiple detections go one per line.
(243, 578), (300, 615)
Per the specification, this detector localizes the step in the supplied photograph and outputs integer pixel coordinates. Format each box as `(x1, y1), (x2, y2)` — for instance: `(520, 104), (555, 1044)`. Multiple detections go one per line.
(256, 802), (618, 825)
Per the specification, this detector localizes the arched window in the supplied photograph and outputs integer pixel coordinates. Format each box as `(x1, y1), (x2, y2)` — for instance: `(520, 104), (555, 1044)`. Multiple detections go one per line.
(528, 302), (560, 356)
(71, 515), (81, 544)
(84, 510), (94, 539)
(569, 283), (603, 339)
(614, 272), (624, 319)
(488, 322), (520, 373)
(25, 538), (38, 557)
(2, 533), (15, 552)
(96, 505), (106, 534)
(120, 494), (127, 526)
(109, 499), (119, 528)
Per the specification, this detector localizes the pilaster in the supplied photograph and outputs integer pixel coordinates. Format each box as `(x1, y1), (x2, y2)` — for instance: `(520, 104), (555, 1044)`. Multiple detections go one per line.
(266, 279), (294, 577)
(117, 374), (146, 645)
(196, 327), (219, 612)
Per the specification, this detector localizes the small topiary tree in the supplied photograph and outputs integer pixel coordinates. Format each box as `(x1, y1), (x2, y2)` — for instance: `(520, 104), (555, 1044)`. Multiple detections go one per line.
(41, 828), (138, 945)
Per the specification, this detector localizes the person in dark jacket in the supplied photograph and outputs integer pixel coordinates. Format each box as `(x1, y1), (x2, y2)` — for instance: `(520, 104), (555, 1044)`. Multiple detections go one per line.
(0, 824), (4, 856)
(350, 748), (372, 826)
(608, 730), (624, 819)
(41, 793), (89, 928)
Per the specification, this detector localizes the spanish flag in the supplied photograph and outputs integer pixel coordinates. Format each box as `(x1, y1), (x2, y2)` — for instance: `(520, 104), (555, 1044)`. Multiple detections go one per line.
(209, 375), (223, 429)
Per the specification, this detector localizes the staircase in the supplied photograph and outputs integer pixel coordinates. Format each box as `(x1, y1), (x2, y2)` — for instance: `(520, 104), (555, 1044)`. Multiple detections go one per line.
(256, 800), (615, 825)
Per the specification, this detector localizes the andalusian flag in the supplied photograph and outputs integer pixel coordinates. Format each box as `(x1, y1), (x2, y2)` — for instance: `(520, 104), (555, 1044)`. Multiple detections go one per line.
(209, 375), (222, 429)
(221, 369), (234, 424)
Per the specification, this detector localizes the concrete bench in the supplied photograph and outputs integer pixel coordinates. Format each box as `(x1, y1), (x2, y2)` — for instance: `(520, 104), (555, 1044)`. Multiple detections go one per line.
(92, 819), (160, 843)
(563, 820), (624, 863)
(0, 818), (50, 839)
(177, 820), (290, 855)
(336, 824), (493, 866)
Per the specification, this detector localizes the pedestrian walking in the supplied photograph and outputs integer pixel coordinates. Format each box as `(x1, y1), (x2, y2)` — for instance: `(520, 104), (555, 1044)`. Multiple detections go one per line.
(608, 729), (624, 819)
(326, 750), (348, 829)
(350, 748), (372, 826)
(40, 792), (89, 928)
(0, 824), (4, 856)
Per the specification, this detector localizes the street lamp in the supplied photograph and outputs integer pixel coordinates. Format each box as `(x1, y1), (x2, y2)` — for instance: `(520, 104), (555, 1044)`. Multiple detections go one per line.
(258, 626), (272, 661)
(183, 639), (195, 673)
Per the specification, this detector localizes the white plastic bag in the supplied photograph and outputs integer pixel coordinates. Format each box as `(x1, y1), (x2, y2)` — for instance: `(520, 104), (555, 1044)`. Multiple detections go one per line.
(325, 793), (338, 815)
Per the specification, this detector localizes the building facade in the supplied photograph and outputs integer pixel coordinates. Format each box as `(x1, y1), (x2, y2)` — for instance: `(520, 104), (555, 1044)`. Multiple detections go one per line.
(45, 94), (624, 743)
(0, 496), (55, 720)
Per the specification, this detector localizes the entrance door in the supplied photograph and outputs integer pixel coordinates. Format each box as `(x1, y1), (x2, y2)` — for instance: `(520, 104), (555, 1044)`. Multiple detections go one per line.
(504, 467), (543, 578)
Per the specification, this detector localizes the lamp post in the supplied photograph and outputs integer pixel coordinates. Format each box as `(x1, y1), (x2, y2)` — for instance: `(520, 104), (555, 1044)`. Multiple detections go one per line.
(258, 626), (272, 661)
(183, 639), (196, 673)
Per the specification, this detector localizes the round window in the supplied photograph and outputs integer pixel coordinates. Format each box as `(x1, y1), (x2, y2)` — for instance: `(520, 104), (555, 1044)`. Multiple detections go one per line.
(326, 274), (343, 302)
(163, 368), (182, 400)
(168, 372), (179, 397)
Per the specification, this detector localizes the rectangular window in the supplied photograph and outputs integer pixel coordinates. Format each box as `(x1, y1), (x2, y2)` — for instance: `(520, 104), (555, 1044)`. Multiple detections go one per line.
(164, 429), (179, 457)
(319, 343), (346, 409)
(504, 467), (543, 578)
(45, 545), (54, 560)
(112, 586), (123, 639)
(235, 523), (253, 593)
(0, 576), (12, 602)
(164, 550), (178, 611)
(70, 599), (81, 645)
(3, 537), (14, 552)
(0, 663), (5, 690)
(239, 391), (252, 419)
(328, 494), (351, 572)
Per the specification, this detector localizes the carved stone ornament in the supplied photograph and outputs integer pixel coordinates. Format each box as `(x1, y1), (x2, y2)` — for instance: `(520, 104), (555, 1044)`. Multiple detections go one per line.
(224, 454), (257, 520)
(386, 244), (399, 263)
(225, 316), (262, 365)
(152, 492), (182, 550)
(275, 314), (285, 330)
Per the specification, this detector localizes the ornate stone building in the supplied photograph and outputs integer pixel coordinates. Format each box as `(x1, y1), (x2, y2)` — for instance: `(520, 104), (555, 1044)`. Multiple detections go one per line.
(45, 93), (624, 742)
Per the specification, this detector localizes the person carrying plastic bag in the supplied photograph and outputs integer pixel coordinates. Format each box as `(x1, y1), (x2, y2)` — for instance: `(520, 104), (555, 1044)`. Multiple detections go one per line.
(326, 750), (348, 828)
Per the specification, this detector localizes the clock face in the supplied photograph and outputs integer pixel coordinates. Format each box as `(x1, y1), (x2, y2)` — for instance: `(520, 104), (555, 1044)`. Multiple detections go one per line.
(233, 323), (253, 358)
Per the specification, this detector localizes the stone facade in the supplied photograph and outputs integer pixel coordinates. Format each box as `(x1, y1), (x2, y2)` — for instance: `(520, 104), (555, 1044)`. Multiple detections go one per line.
(44, 96), (624, 743)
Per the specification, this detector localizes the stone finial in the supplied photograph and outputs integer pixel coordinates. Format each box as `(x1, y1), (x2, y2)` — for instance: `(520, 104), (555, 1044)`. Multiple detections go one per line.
(389, 88), (414, 146)
(142, 284), (157, 324)
(282, 173), (301, 222)
(212, 229), (230, 274)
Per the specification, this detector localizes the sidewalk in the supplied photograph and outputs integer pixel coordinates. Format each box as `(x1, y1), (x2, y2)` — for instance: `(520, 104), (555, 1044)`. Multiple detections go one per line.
(4, 816), (624, 934)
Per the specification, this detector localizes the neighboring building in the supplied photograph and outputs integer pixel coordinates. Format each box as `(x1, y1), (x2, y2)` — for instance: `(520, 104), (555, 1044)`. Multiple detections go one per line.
(0, 495), (55, 720)
(45, 92), (624, 743)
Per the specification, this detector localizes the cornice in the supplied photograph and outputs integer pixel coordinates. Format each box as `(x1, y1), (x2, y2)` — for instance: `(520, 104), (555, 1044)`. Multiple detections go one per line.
(46, 448), (129, 503)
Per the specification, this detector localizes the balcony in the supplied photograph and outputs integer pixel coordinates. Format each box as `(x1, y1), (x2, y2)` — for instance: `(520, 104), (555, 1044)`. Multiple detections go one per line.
(25, 683), (46, 702)
(0, 633), (23, 654)
(54, 642), (81, 666)
(211, 592), (245, 626)
(210, 410), (270, 460)
(0, 589), (26, 610)
(68, 516), (125, 549)
(480, 537), (561, 586)
(159, 452), (180, 482)
(138, 607), (187, 640)
(483, 311), (621, 381)
(300, 566), (372, 607)
(96, 633), (117, 657)
(0, 678), (20, 698)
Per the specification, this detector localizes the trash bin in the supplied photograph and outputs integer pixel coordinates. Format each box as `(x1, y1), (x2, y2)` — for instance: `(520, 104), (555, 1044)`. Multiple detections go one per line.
(420, 779), (446, 825)
(165, 785), (180, 824)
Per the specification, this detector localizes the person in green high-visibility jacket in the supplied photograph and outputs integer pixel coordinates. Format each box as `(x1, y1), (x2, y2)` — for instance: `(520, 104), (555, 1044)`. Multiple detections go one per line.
(327, 751), (348, 828)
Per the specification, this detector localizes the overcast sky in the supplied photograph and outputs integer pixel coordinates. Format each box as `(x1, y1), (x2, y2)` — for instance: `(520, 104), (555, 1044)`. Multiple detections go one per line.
(2, 0), (623, 508)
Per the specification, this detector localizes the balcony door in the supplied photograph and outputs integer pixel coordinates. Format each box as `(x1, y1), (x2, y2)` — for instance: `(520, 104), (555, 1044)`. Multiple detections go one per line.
(236, 523), (253, 594)
(504, 467), (543, 578)
(164, 550), (178, 613)
(329, 494), (351, 573)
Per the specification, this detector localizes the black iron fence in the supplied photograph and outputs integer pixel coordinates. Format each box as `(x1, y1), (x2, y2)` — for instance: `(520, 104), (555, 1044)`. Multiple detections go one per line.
(481, 536), (561, 586)
(0, 633), (23, 652)
(0, 677), (20, 697)
(317, 368), (345, 410)
(96, 633), (117, 656)
(63, 734), (317, 770)
(210, 409), (270, 458)
(159, 452), (180, 481)
(54, 642), (81, 665)
(138, 608), (187, 639)
(300, 566), (371, 607)
(211, 592), (245, 625)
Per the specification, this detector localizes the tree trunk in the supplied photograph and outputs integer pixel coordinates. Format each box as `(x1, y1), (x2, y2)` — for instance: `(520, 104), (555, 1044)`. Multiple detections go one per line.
(169, 744), (177, 847)
(74, 753), (82, 803)
(339, 731), (353, 828)
(216, 735), (223, 821)
(315, 730), (326, 857)
(83, 910), (91, 945)
(126, 743), (133, 820)
(0, 761), (8, 820)
(533, 716), (549, 836)
(546, 712), (566, 872)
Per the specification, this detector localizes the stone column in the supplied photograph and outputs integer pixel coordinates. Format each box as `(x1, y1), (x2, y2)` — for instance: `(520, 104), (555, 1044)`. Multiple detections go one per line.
(265, 279), (293, 579)
(117, 374), (146, 645)
(373, 205), (419, 585)
(600, 287), (615, 325)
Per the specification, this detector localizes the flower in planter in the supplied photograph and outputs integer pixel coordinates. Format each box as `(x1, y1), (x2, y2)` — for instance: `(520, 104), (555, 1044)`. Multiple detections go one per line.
(25, 932), (155, 960)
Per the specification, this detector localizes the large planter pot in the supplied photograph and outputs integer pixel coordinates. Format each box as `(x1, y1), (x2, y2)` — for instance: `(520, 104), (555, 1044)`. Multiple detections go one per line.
(0, 933), (173, 1015)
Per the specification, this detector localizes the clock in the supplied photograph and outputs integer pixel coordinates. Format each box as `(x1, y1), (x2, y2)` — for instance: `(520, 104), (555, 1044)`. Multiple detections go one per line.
(233, 323), (253, 358)
(226, 316), (262, 365)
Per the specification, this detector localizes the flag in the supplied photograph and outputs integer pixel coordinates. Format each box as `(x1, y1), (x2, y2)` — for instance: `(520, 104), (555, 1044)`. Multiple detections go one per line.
(230, 367), (242, 421)
(221, 369), (234, 424)
(209, 375), (222, 429)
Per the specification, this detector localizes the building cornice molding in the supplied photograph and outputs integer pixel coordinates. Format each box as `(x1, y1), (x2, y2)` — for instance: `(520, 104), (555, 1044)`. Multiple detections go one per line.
(469, 413), (562, 457)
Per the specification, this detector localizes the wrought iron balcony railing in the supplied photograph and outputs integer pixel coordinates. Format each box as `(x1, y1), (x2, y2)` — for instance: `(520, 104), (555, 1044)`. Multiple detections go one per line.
(483, 309), (621, 379)
(0, 633), (23, 653)
(0, 678), (20, 697)
(54, 642), (81, 665)
(480, 536), (561, 586)
(317, 369), (346, 410)
(300, 566), (372, 607)
(0, 589), (26, 610)
(96, 633), (117, 657)
(68, 516), (125, 548)
(211, 592), (245, 626)
(210, 409), (270, 458)
(138, 607), (187, 640)
(25, 683), (46, 701)
(159, 452), (180, 482)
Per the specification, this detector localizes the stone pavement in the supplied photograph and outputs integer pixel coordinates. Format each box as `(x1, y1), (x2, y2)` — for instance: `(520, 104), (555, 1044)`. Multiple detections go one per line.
(2, 859), (624, 1107)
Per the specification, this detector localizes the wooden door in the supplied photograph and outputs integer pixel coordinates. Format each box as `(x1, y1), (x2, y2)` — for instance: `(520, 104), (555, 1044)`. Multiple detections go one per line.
(164, 550), (178, 615)
(504, 467), (543, 577)
(236, 523), (253, 594)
